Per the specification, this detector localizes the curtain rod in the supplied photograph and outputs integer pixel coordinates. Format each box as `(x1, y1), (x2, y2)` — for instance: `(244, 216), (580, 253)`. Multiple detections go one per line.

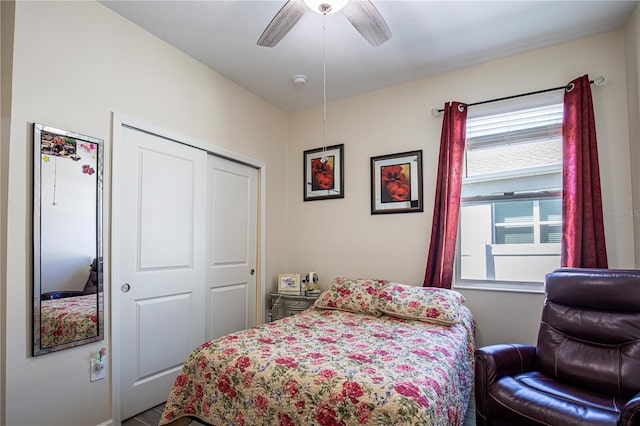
(430, 75), (605, 117)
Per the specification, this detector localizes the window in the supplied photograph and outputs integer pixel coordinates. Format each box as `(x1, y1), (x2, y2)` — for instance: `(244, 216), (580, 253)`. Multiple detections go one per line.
(494, 198), (561, 244)
(456, 96), (563, 291)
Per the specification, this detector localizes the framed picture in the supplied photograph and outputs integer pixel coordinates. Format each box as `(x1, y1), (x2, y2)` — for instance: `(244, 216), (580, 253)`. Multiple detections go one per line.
(278, 273), (301, 293)
(370, 150), (423, 214)
(303, 144), (344, 201)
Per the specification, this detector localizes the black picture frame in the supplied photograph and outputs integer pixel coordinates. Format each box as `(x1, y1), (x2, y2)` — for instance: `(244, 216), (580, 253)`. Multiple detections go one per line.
(303, 144), (344, 201)
(370, 150), (423, 214)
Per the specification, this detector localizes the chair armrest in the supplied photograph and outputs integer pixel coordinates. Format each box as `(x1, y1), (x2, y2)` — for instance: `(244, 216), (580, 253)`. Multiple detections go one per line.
(474, 344), (537, 426)
(621, 392), (640, 425)
(475, 344), (537, 382)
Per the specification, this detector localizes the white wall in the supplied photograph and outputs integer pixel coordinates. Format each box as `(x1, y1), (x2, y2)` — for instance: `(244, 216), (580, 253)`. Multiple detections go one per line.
(4, 2), (289, 425)
(288, 30), (636, 348)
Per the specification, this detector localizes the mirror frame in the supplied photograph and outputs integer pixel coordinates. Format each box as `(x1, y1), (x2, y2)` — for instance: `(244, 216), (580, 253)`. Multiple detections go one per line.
(32, 123), (104, 356)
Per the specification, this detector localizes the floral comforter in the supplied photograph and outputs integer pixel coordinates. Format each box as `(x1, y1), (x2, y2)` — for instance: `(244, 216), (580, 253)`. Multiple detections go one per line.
(40, 294), (99, 348)
(161, 306), (475, 426)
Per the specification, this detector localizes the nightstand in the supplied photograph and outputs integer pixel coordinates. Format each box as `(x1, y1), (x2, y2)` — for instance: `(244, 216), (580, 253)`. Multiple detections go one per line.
(270, 292), (320, 321)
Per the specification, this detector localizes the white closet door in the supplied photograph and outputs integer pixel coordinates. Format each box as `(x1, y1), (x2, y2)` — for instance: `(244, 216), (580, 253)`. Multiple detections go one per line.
(115, 125), (207, 420)
(206, 155), (258, 340)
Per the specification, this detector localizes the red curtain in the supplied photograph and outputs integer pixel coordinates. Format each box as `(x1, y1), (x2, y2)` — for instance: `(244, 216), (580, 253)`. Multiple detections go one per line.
(561, 75), (608, 268)
(423, 102), (468, 288)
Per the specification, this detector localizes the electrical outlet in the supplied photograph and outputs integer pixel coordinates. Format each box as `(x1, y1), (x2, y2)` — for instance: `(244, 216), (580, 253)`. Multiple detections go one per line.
(90, 358), (106, 382)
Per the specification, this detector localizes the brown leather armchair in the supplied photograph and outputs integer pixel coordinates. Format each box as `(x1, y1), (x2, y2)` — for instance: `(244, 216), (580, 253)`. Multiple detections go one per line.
(474, 268), (640, 426)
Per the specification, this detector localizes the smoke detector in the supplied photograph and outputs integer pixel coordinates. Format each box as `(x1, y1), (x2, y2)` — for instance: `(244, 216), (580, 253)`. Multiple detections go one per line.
(292, 74), (308, 86)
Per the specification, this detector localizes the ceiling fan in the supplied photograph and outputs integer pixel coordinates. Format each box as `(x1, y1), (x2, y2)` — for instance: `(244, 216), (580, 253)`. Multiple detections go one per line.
(258, 0), (392, 47)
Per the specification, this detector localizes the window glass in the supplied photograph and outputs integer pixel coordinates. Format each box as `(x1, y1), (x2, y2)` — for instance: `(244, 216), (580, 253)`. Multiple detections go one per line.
(456, 96), (563, 291)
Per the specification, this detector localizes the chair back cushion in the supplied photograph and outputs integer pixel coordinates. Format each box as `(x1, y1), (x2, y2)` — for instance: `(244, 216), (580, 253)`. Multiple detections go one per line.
(537, 268), (640, 398)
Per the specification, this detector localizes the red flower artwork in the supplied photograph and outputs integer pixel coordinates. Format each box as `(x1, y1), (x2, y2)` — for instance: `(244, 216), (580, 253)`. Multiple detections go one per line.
(380, 163), (411, 202)
(311, 157), (335, 191)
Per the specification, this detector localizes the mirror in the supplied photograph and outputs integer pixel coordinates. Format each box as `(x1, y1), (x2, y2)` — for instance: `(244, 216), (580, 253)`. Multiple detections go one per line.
(33, 123), (103, 356)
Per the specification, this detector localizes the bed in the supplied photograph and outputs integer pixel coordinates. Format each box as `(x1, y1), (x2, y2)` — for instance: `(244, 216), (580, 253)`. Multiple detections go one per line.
(39, 294), (100, 348)
(160, 278), (475, 426)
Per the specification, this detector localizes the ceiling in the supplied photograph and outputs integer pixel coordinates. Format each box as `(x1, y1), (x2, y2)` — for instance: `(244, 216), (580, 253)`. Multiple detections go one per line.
(100, 0), (638, 112)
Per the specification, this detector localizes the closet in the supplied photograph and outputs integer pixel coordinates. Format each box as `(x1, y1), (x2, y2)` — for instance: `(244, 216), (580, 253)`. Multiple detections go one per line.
(112, 119), (258, 420)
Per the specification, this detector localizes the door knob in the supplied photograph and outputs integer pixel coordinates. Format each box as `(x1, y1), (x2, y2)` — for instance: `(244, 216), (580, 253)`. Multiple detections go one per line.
(250, 269), (255, 276)
(121, 283), (131, 293)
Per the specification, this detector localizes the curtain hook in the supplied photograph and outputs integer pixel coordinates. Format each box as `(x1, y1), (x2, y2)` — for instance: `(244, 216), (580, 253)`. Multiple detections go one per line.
(566, 82), (575, 93)
(457, 104), (465, 112)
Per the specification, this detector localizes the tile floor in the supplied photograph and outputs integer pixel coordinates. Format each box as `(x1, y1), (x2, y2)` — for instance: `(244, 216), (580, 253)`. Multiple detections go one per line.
(121, 403), (165, 426)
(122, 403), (206, 426)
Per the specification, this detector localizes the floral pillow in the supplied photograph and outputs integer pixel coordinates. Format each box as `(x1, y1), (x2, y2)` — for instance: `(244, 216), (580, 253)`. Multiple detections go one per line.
(376, 282), (465, 325)
(314, 277), (389, 317)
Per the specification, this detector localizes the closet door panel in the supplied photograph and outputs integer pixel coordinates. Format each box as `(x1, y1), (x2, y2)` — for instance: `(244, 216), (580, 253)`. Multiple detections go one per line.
(206, 155), (258, 341)
(208, 284), (248, 340)
(138, 149), (195, 269)
(115, 125), (207, 420)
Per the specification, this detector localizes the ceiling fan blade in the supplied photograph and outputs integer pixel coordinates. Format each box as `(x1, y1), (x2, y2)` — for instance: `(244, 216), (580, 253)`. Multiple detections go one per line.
(257, 0), (307, 47)
(342, 0), (392, 47)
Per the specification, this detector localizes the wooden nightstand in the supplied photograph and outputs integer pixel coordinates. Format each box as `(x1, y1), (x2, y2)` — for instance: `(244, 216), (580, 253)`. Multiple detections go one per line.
(270, 292), (319, 321)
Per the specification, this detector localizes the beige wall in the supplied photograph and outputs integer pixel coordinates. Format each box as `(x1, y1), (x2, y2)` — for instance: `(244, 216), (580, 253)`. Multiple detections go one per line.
(626, 5), (640, 268)
(288, 30), (636, 348)
(4, 1), (288, 425)
(0, 2), (15, 424)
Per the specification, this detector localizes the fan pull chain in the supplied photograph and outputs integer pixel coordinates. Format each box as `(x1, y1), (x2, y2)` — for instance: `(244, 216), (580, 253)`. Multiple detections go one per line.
(321, 12), (328, 163)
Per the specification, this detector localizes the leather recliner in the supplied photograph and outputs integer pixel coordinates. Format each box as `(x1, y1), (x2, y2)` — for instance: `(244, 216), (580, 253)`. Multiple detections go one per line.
(474, 268), (640, 425)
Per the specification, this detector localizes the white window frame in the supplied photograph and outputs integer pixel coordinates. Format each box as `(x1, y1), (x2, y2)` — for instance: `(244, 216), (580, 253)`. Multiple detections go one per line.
(456, 197), (561, 294)
(454, 93), (563, 293)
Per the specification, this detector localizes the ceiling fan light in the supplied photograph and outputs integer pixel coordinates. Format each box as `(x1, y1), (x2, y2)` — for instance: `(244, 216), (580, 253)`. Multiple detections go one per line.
(303, 0), (349, 15)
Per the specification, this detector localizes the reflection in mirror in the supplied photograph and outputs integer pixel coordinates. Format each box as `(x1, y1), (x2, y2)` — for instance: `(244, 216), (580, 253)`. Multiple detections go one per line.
(33, 123), (103, 356)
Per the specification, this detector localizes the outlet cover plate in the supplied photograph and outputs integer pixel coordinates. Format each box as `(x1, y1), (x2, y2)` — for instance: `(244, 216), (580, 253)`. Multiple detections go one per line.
(90, 359), (106, 382)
